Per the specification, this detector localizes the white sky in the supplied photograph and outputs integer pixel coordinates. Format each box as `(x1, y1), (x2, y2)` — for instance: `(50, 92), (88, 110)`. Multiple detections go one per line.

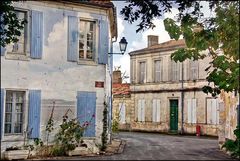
(112, 1), (212, 83)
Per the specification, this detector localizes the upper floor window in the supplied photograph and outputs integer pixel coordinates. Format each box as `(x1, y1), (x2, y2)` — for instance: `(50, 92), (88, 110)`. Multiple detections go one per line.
(9, 10), (27, 55)
(5, 91), (25, 134)
(154, 60), (161, 82)
(170, 60), (180, 81)
(189, 60), (199, 80)
(139, 61), (146, 83)
(79, 20), (96, 60)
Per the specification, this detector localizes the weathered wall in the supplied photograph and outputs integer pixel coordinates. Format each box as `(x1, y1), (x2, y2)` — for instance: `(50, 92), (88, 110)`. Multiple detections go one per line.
(112, 96), (133, 130)
(129, 91), (219, 136)
(218, 91), (239, 145)
(1, 1), (112, 153)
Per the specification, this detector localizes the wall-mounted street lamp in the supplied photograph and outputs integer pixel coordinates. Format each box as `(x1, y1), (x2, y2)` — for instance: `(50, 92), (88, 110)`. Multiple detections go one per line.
(108, 37), (128, 55)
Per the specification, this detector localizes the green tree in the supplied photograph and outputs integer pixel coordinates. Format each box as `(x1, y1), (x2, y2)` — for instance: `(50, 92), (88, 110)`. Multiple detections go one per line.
(121, 1), (239, 96)
(0, 1), (27, 47)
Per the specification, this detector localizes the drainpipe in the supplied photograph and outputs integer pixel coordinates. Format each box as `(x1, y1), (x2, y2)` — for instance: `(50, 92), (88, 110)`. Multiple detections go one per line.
(181, 62), (184, 134)
(109, 37), (117, 144)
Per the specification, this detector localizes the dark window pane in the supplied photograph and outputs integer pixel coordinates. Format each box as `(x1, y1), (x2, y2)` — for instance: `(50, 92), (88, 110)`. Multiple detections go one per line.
(87, 51), (93, 59)
(6, 92), (13, 102)
(5, 124), (11, 134)
(79, 50), (84, 58)
(16, 113), (23, 123)
(14, 124), (22, 133)
(6, 103), (12, 112)
(5, 113), (12, 122)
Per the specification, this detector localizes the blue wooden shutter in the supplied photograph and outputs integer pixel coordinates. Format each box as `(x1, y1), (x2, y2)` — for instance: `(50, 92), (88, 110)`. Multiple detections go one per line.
(98, 20), (109, 64)
(68, 16), (78, 62)
(0, 47), (5, 56)
(77, 91), (96, 137)
(31, 10), (43, 59)
(0, 89), (4, 139)
(28, 90), (41, 138)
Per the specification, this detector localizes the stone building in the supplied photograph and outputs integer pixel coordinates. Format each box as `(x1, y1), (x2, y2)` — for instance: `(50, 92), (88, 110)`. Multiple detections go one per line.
(0, 0), (117, 155)
(128, 35), (220, 136)
(218, 91), (239, 145)
(112, 70), (132, 131)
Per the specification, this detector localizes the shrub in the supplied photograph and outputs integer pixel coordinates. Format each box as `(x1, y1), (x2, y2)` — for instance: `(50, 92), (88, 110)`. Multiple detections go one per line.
(222, 126), (240, 158)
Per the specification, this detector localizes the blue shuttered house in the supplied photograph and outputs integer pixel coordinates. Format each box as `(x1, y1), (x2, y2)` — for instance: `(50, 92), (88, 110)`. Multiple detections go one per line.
(0, 0), (117, 155)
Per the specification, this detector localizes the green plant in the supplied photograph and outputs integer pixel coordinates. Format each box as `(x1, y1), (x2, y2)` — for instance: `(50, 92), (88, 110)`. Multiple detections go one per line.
(101, 101), (108, 151)
(112, 111), (120, 133)
(222, 126), (240, 158)
(52, 109), (94, 156)
(46, 101), (55, 146)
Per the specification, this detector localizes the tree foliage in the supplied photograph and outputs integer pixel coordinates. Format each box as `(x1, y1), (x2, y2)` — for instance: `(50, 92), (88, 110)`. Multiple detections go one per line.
(121, 0), (239, 96)
(0, 1), (27, 47)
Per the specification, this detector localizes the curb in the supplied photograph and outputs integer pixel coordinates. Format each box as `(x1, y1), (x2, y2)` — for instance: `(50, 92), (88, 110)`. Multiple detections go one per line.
(117, 140), (126, 154)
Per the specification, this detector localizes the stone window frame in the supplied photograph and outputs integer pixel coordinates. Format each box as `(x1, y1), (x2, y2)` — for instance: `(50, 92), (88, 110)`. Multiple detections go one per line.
(152, 58), (163, 83)
(5, 8), (31, 61)
(2, 89), (28, 142)
(77, 17), (98, 66)
(138, 60), (147, 84)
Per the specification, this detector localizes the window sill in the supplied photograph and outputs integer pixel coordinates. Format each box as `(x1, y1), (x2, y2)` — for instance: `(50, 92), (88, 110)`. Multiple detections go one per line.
(78, 59), (97, 66)
(5, 53), (30, 61)
(2, 134), (25, 142)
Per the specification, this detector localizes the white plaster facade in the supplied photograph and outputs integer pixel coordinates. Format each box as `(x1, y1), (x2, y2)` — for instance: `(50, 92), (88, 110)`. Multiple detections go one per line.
(0, 0), (117, 155)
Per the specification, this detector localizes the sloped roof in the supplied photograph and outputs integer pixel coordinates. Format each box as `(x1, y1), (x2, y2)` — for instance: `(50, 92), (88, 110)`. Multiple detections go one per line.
(129, 39), (186, 56)
(112, 83), (130, 96)
(61, 0), (114, 8)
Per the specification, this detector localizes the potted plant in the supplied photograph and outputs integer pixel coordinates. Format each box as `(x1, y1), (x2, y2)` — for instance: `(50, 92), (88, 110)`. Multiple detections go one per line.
(4, 145), (30, 160)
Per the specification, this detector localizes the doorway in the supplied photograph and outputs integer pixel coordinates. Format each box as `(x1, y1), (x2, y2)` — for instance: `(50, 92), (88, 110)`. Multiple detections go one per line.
(170, 99), (178, 132)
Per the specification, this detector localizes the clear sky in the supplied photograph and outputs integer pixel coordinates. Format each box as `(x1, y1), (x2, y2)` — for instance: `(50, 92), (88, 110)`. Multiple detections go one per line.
(111, 1), (212, 83)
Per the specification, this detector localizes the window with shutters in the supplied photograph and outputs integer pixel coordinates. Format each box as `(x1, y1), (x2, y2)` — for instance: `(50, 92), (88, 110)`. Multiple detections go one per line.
(119, 102), (126, 124)
(187, 98), (197, 123)
(189, 60), (198, 80)
(154, 60), (162, 82)
(4, 91), (25, 134)
(152, 99), (161, 122)
(9, 10), (26, 55)
(137, 99), (145, 122)
(171, 60), (180, 81)
(139, 61), (146, 83)
(206, 98), (219, 125)
(79, 20), (96, 60)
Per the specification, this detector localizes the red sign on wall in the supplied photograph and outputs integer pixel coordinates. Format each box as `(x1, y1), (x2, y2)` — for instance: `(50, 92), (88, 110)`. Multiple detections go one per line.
(95, 81), (104, 88)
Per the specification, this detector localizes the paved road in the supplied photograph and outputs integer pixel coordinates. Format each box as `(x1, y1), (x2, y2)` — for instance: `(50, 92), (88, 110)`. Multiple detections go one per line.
(81, 132), (234, 160)
(37, 132), (235, 160)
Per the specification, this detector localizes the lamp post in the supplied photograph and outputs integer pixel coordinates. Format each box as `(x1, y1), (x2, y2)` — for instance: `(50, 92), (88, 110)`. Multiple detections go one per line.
(108, 37), (128, 143)
(108, 37), (128, 55)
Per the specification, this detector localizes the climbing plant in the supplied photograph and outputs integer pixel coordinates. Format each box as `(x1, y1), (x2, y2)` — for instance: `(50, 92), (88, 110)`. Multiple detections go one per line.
(101, 100), (108, 151)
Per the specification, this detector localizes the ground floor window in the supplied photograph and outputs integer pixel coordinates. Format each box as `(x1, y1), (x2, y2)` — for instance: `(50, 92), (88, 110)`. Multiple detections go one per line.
(206, 98), (219, 125)
(119, 102), (126, 124)
(152, 99), (160, 122)
(138, 99), (145, 122)
(187, 98), (197, 123)
(5, 91), (25, 134)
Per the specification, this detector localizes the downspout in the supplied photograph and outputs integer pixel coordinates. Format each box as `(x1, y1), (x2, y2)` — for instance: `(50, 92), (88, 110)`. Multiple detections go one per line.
(181, 62), (184, 134)
(109, 37), (117, 144)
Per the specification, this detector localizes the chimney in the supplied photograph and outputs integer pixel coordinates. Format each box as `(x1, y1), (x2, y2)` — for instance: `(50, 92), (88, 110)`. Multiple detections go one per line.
(148, 35), (159, 47)
(113, 70), (122, 84)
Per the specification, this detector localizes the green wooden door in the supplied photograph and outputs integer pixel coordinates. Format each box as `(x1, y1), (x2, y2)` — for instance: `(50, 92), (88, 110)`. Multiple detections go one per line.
(170, 100), (178, 132)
